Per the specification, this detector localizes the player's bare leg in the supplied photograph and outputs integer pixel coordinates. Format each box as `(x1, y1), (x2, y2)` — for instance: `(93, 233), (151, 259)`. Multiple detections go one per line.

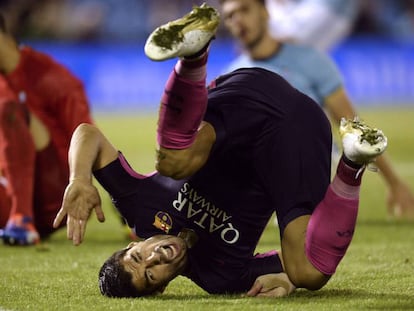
(282, 118), (387, 289)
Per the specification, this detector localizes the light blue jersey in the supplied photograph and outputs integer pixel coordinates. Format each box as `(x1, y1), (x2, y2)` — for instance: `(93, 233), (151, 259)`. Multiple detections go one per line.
(224, 43), (343, 106)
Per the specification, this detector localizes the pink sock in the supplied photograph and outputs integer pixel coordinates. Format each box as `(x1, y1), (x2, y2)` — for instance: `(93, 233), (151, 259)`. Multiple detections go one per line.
(157, 55), (208, 149)
(305, 157), (363, 275)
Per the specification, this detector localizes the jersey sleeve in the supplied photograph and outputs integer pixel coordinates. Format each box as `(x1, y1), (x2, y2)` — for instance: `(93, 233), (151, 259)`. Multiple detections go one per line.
(52, 79), (93, 136)
(37, 61), (93, 137)
(227, 252), (285, 293)
(7, 47), (93, 137)
(248, 250), (284, 276)
(303, 48), (344, 102)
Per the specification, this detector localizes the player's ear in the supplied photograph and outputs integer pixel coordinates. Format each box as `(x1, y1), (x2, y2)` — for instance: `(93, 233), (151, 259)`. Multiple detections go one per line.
(126, 241), (139, 248)
(154, 284), (168, 295)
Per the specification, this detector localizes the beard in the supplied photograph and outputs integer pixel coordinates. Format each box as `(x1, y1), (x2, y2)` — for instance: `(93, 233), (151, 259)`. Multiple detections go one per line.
(244, 25), (267, 51)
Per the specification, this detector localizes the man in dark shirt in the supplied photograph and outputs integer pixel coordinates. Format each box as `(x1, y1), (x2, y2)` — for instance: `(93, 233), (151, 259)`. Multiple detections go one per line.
(53, 3), (387, 298)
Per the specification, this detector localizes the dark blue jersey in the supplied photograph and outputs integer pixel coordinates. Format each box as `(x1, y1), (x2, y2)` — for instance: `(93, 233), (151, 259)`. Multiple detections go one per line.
(94, 67), (331, 294)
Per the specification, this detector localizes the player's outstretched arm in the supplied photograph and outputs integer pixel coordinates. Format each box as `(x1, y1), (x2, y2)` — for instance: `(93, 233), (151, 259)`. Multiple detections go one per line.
(377, 155), (414, 219)
(53, 123), (118, 245)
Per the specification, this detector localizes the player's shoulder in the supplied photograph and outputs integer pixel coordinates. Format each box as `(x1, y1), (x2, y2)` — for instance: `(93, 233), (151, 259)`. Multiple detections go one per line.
(225, 54), (253, 73)
(281, 42), (326, 59)
(19, 46), (57, 68)
(281, 42), (334, 67)
(20, 46), (80, 80)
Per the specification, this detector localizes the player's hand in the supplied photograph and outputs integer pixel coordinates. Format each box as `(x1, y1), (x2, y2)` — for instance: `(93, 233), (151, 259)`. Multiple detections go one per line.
(53, 178), (104, 245)
(246, 273), (296, 298)
(387, 180), (414, 220)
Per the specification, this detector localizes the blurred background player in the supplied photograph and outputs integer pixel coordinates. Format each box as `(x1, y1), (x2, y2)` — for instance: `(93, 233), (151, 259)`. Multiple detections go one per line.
(0, 14), (94, 245)
(219, 0), (414, 220)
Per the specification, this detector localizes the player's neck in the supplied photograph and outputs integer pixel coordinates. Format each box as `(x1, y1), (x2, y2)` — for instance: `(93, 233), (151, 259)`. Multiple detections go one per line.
(248, 35), (281, 61)
(178, 228), (199, 248)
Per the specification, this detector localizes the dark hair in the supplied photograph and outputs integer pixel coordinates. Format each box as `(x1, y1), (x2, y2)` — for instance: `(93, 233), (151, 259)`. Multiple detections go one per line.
(0, 13), (6, 32)
(98, 248), (140, 298)
(98, 248), (163, 298)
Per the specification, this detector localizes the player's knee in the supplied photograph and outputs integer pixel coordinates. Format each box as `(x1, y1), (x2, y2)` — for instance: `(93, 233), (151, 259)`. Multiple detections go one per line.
(0, 99), (18, 121)
(155, 160), (175, 178)
(286, 263), (330, 291)
(156, 147), (195, 179)
(156, 158), (189, 180)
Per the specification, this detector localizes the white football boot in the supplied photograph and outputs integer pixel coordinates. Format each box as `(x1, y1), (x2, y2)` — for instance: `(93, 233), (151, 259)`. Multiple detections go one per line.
(339, 117), (388, 165)
(144, 3), (220, 61)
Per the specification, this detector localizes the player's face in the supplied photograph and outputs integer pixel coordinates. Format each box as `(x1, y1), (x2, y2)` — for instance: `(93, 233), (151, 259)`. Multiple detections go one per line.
(221, 0), (269, 49)
(121, 235), (188, 293)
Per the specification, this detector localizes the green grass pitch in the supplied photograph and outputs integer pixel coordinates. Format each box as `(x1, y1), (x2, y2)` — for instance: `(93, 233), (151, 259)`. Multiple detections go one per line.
(0, 107), (413, 311)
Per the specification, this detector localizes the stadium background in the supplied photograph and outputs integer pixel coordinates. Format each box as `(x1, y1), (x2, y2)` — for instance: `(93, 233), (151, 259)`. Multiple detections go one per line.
(27, 37), (414, 113)
(1, 0), (413, 113)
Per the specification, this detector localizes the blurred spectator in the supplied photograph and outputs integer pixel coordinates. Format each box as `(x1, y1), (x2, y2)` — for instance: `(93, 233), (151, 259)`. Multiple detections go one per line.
(0, 0), (104, 41)
(0, 0), (36, 37)
(0, 0), (413, 43)
(0, 0), (221, 42)
(147, 0), (191, 31)
(266, 0), (360, 51)
(355, 0), (414, 41)
(0, 0), (149, 42)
